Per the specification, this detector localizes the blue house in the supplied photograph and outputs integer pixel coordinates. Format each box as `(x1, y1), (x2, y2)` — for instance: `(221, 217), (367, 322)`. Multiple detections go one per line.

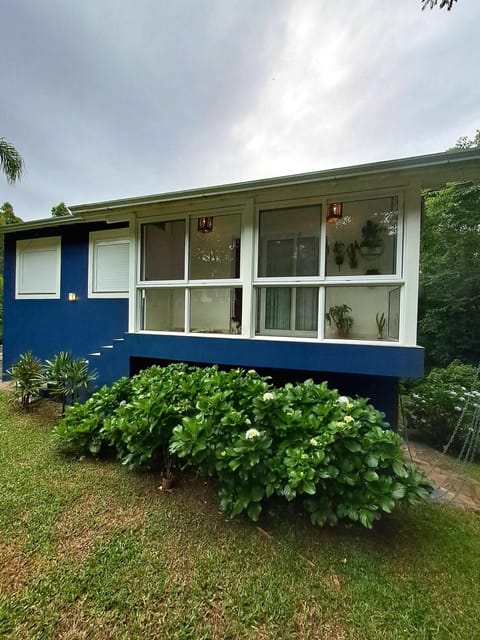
(3, 149), (480, 425)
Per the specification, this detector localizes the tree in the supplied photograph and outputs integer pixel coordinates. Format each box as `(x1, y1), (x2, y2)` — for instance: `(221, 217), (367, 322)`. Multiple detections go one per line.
(451, 130), (480, 151)
(0, 137), (24, 184)
(0, 201), (22, 226)
(0, 202), (23, 340)
(418, 182), (480, 367)
(422, 0), (457, 9)
(51, 202), (70, 217)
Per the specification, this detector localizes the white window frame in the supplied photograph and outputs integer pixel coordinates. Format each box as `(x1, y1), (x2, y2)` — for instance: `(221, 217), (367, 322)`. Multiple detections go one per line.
(88, 229), (130, 298)
(254, 191), (405, 342)
(15, 236), (61, 300)
(136, 206), (245, 336)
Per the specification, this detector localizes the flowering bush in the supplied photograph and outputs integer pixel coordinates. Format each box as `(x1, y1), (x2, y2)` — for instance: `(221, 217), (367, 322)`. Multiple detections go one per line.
(171, 378), (431, 528)
(54, 364), (431, 528)
(402, 360), (480, 457)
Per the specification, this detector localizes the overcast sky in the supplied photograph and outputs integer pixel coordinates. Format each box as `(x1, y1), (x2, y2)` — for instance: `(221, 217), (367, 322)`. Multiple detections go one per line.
(2, 0), (479, 221)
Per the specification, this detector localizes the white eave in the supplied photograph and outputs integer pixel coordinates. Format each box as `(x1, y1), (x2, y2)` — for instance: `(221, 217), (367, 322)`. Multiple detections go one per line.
(4, 148), (480, 233)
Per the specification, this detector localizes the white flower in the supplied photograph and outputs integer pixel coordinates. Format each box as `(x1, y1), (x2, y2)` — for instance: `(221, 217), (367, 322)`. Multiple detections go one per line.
(346, 403), (354, 410)
(338, 396), (349, 404)
(459, 397), (465, 402)
(221, 450), (227, 457)
(245, 418), (252, 425)
(344, 415), (354, 423)
(412, 393), (420, 400)
(310, 438), (318, 446)
(454, 406), (462, 412)
(119, 400), (127, 406)
(262, 392), (274, 401)
(245, 428), (260, 439)
(247, 369), (256, 375)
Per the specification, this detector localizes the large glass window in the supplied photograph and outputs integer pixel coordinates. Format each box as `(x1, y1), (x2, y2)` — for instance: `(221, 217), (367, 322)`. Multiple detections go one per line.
(189, 214), (240, 280)
(258, 205), (321, 277)
(190, 288), (242, 334)
(139, 213), (242, 335)
(325, 286), (400, 341)
(142, 288), (185, 332)
(256, 287), (318, 336)
(141, 220), (185, 280)
(325, 196), (398, 277)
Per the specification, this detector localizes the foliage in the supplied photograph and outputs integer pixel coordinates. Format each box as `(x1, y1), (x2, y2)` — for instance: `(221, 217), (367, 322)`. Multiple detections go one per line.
(53, 364), (430, 528)
(0, 137), (24, 183)
(6, 350), (43, 408)
(422, 0), (457, 9)
(325, 304), (354, 335)
(51, 201), (70, 217)
(102, 363), (202, 470)
(418, 181), (480, 367)
(171, 378), (431, 528)
(451, 129), (480, 150)
(43, 351), (97, 415)
(402, 361), (480, 457)
(0, 201), (22, 225)
(53, 377), (133, 455)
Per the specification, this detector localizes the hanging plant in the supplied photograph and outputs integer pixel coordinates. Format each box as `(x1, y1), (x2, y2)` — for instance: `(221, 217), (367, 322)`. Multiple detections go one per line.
(346, 241), (359, 269)
(360, 220), (384, 257)
(333, 241), (345, 272)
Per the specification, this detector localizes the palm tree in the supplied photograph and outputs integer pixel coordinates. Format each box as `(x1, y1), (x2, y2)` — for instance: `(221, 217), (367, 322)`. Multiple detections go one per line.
(0, 137), (24, 183)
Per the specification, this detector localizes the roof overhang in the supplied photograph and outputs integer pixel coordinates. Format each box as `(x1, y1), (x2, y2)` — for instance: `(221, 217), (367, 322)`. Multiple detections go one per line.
(4, 148), (480, 233)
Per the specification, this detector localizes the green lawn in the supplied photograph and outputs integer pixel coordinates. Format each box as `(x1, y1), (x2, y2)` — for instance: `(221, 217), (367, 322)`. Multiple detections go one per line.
(1, 393), (479, 640)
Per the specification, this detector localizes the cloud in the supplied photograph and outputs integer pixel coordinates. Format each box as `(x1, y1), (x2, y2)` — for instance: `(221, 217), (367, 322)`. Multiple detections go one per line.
(1, 0), (479, 219)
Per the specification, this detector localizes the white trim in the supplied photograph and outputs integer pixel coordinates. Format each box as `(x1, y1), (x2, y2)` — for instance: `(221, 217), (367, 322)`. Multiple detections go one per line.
(128, 216), (137, 332)
(88, 228), (130, 299)
(402, 186), (422, 345)
(15, 236), (61, 299)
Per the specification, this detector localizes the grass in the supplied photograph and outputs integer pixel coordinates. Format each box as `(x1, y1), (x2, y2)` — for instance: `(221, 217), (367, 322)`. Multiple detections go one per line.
(0, 393), (480, 639)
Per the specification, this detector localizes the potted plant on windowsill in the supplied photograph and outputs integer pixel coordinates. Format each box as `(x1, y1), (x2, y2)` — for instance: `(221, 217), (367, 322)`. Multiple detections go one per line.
(325, 304), (354, 339)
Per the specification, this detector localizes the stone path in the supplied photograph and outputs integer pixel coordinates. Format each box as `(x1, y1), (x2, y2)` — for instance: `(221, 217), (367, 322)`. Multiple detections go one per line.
(405, 440), (480, 511)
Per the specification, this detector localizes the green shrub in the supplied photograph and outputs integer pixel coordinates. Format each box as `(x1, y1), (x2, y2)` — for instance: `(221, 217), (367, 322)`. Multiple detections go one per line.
(53, 377), (133, 455)
(171, 378), (431, 527)
(402, 360), (480, 457)
(43, 351), (97, 414)
(53, 363), (431, 528)
(6, 350), (43, 408)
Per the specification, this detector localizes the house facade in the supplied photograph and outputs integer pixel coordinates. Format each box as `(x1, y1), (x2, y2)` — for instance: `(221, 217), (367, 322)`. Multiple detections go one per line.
(4, 150), (480, 425)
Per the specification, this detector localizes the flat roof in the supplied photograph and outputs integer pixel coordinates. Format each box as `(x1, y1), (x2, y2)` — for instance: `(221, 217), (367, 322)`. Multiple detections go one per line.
(4, 148), (480, 233)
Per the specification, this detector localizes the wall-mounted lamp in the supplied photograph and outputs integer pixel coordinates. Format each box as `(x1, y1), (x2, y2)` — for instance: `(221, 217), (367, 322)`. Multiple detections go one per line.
(327, 202), (343, 223)
(197, 216), (214, 233)
(68, 292), (78, 302)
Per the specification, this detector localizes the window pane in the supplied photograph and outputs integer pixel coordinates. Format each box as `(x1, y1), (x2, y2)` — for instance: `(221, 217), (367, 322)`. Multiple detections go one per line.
(325, 196), (398, 277)
(325, 286), (400, 341)
(21, 249), (58, 294)
(94, 241), (129, 293)
(141, 220), (185, 280)
(256, 287), (318, 336)
(189, 214), (241, 280)
(258, 205), (321, 277)
(190, 287), (242, 334)
(142, 288), (185, 332)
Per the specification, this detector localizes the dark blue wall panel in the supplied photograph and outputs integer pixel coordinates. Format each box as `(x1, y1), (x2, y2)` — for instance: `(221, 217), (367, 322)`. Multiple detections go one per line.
(125, 333), (424, 379)
(3, 222), (128, 373)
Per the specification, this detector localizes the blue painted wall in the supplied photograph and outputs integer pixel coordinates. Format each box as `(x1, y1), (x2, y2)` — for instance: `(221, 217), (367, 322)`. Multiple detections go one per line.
(3, 222), (128, 374)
